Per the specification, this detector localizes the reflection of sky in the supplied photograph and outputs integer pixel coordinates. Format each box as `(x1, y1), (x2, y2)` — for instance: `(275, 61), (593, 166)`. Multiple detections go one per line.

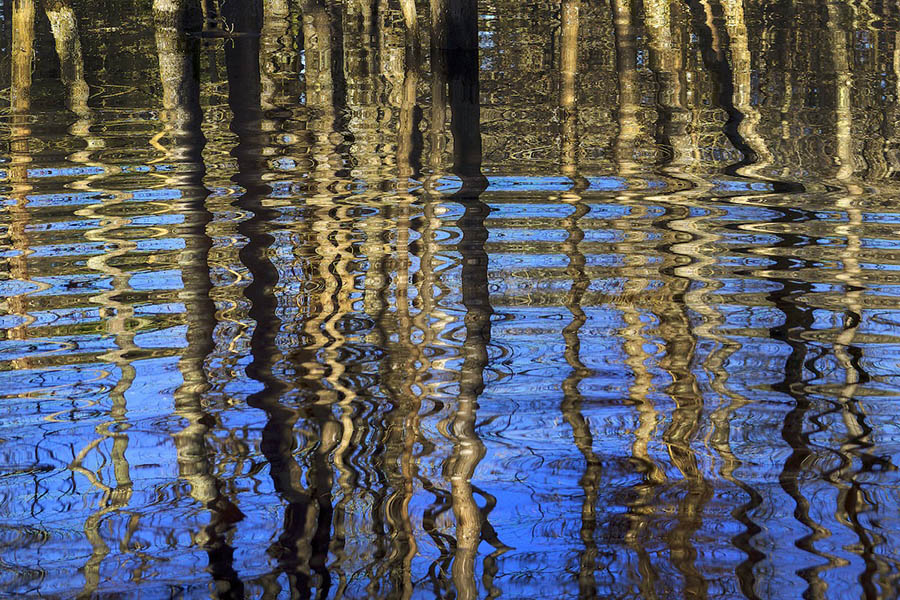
(5, 0), (900, 591)
(3, 168), (900, 597)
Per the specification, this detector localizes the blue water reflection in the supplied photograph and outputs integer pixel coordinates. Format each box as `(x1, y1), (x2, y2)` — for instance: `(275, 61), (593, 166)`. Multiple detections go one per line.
(3, 0), (900, 597)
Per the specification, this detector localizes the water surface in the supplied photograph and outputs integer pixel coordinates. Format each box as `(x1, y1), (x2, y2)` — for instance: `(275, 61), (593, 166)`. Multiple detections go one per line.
(2, 0), (900, 597)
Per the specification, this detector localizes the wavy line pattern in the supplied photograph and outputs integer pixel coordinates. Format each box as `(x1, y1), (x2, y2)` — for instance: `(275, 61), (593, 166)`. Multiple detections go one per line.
(2, 0), (900, 598)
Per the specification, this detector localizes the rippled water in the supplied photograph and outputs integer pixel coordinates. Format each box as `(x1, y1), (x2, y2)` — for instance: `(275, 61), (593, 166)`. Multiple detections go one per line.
(3, 0), (900, 597)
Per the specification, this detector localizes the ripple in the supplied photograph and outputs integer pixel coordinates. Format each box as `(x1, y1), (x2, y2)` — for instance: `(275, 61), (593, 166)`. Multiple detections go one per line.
(4, 2), (900, 598)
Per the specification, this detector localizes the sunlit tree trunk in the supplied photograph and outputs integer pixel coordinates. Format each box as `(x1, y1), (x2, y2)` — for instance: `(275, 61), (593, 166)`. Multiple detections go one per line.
(612, 0), (640, 175)
(849, 2), (887, 180)
(340, 0), (387, 325)
(429, 0), (449, 175)
(200, 0), (217, 29)
(893, 33), (900, 177)
(774, 11), (795, 181)
(720, 0), (773, 178)
(560, 0), (579, 178)
(260, 0), (292, 132)
(827, 0), (854, 180)
(45, 0), (105, 182)
(301, 0), (339, 187)
(399, 0), (417, 35)
(7, 0), (36, 349)
(11, 0), (34, 121)
(644, 0), (695, 173)
(397, 49), (420, 183)
(375, 0), (403, 182)
(50, 0), (112, 190)
(44, 0), (89, 119)
(344, 0), (381, 186)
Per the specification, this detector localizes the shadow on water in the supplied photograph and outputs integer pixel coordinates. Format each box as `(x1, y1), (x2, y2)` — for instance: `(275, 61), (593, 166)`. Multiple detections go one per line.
(222, 0), (337, 596)
(443, 3), (490, 600)
(155, 0), (245, 596)
(6, 0), (900, 598)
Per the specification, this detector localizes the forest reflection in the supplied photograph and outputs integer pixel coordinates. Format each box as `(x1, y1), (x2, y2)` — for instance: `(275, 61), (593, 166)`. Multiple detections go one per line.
(2, 0), (900, 598)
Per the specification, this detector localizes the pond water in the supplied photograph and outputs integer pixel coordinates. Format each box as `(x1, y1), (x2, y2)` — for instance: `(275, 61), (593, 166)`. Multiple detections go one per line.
(2, 0), (900, 598)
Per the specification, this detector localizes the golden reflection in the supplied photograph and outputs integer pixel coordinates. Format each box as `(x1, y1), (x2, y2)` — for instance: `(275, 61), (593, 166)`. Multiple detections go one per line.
(827, 0), (854, 181)
(382, 22), (424, 597)
(558, 7), (604, 596)
(156, 1), (245, 595)
(560, 0), (579, 178)
(400, 0), (417, 36)
(75, 175), (137, 597)
(831, 185), (886, 597)
(643, 0), (694, 173)
(612, 0), (640, 175)
(7, 0), (36, 348)
(45, 0), (91, 142)
(35, 0), (138, 593)
(7, 1), (900, 598)
(658, 238), (710, 600)
(720, 0), (773, 180)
